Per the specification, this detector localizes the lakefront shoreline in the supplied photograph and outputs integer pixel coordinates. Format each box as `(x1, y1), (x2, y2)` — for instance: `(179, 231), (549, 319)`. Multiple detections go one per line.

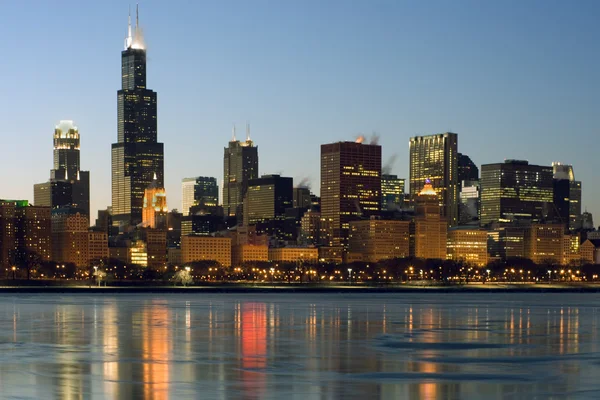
(0, 282), (599, 294)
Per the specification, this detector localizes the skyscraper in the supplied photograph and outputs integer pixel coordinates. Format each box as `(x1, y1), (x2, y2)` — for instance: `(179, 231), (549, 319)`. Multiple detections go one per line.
(223, 125), (258, 219)
(112, 7), (164, 228)
(381, 174), (405, 211)
(457, 153), (479, 182)
(181, 176), (219, 216)
(552, 162), (582, 232)
(480, 160), (554, 226)
(244, 175), (293, 226)
(409, 133), (458, 226)
(142, 177), (168, 229)
(412, 180), (447, 259)
(320, 141), (381, 248)
(34, 121), (90, 216)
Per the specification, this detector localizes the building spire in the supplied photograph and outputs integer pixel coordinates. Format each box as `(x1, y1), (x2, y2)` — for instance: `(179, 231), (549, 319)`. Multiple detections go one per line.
(246, 122), (250, 141)
(124, 6), (133, 49)
(232, 125), (237, 141)
(136, 3), (139, 33)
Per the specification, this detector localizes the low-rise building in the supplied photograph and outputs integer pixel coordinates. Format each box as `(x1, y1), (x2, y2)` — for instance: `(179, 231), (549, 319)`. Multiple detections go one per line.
(581, 239), (600, 265)
(524, 223), (564, 264)
(349, 218), (410, 262)
(181, 236), (231, 267)
(268, 247), (319, 263)
(232, 244), (269, 266)
(447, 227), (488, 267)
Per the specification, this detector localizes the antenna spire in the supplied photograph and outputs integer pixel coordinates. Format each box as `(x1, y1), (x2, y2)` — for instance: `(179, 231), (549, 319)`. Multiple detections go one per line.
(232, 125), (237, 141)
(124, 6), (133, 49)
(136, 3), (139, 32)
(246, 122), (250, 141)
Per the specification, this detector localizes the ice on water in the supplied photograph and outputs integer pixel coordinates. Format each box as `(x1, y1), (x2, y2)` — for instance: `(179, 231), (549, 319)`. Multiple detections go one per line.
(0, 293), (599, 399)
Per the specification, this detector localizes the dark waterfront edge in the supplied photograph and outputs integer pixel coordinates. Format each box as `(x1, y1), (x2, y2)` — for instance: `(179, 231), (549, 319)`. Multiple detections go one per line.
(0, 282), (600, 294)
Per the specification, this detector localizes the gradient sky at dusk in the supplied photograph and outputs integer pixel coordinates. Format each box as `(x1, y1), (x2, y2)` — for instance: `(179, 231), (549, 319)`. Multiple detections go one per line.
(0, 0), (598, 222)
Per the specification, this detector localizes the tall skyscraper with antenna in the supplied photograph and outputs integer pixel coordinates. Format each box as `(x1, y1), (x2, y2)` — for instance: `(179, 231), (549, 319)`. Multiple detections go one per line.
(223, 124), (258, 220)
(111, 6), (164, 228)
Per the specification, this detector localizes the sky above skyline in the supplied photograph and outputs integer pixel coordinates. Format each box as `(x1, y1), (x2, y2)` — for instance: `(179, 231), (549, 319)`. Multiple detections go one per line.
(0, 0), (598, 223)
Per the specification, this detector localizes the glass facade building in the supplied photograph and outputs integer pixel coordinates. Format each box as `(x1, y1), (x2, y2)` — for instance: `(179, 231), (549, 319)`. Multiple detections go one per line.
(320, 141), (381, 248)
(552, 162), (582, 232)
(381, 174), (405, 211)
(409, 133), (458, 227)
(181, 177), (219, 216)
(111, 15), (164, 228)
(480, 160), (554, 226)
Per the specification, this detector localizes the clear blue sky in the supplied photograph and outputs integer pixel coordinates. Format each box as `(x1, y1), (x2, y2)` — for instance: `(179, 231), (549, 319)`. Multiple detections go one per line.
(0, 0), (598, 223)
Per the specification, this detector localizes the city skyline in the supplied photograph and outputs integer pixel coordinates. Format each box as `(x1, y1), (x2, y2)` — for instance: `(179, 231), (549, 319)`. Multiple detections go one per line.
(0, 1), (598, 222)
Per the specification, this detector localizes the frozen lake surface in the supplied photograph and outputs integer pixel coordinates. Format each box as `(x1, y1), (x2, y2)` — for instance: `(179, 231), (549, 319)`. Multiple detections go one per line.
(0, 293), (599, 399)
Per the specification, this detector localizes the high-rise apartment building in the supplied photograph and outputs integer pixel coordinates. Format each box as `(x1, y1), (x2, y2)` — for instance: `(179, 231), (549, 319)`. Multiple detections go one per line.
(223, 125), (258, 219)
(320, 141), (381, 247)
(34, 121), (90, 216)
(181, 176), (219, 216)
(409, 133), (458, 226)
(112, 8), (164, 228)
(480, 160), (554, 226)
(381, 174), (405, 211)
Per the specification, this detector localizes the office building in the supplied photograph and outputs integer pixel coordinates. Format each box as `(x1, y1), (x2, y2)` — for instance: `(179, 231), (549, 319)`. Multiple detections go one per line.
(459, 180), (480, 224)
(112, 8), (164, 228)
(181, 236), (231, 267)
(269, 247), (319, 263)
(232, 244), (269, 267)
(381, 174), (405, 211)
(15, 205), (52, 265)
(487, 225), (525, 260)
(0, 201), (53, 275)
(87, 231), (109, 264)
(447, 227), (488, 267)
(293, 187), (312, 209)
(409, 133), (458, 226)
(34, 121), (90, 216)
(300, 210), (321, 245)
(412, 180), (447, 259)
(181, 176), (219, 216)
(524, 223), (564, 264)
(458, 153), (478, 183)
(320, 141), (381, 247)
(552, 162), (582, 232)
(349, 218), (410, 262)
(51, 207), (90, 267)
(244, 174), (293, 228)
(223, 125), (258, 219)
(141, 178), (167, 229)
(145, 228), (167, 268)
(480, 160), (554, 226)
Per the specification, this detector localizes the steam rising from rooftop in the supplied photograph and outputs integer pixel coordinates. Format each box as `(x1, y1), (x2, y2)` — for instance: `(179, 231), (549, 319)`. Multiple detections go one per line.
(296, 177), (311, 190)
(382, 154), (397, 175)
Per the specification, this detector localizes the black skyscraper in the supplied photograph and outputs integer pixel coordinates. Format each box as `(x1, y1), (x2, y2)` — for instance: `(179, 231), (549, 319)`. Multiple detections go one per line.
(111, 8), (164, 228)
